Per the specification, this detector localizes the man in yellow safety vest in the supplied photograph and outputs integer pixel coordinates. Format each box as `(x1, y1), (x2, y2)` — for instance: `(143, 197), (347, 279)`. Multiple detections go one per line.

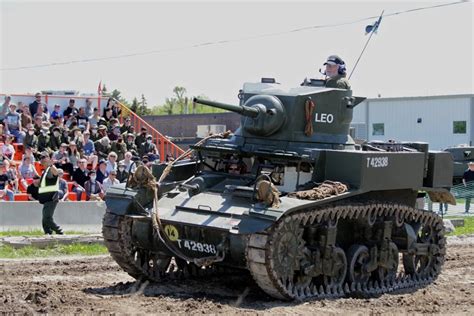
(38, 152), (63, 235)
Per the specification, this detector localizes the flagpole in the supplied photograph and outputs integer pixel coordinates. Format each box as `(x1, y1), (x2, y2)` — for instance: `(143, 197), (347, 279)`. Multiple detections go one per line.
(349, 10), (384, 80)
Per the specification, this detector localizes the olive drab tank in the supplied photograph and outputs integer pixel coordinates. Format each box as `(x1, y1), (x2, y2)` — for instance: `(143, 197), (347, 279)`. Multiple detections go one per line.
(102, 78), (454, 300)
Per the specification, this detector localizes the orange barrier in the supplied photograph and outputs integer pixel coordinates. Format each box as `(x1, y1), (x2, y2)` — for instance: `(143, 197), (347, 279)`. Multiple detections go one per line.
(14, 193), (29, 201)
(114, 99), (185, 161)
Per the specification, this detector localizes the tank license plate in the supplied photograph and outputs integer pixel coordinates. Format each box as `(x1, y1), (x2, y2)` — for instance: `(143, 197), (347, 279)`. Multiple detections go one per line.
(176, 239), (217, 254)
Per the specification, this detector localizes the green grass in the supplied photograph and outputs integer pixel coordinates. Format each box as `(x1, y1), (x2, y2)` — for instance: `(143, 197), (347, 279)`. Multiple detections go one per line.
(0, 243), (108, 258)
(0, 230), (87, 237)
(446, 216), (474, 236)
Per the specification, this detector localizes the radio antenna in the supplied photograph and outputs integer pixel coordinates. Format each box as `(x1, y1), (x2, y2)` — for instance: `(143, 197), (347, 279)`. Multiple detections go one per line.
(349, 10), (384, 80)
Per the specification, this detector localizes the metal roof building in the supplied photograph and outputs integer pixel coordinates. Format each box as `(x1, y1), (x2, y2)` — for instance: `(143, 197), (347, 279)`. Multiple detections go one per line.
(351, 94), (474, 150)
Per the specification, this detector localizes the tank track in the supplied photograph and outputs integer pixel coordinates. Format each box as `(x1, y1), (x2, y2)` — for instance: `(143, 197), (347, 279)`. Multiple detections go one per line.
(246, 202), (446, 300)
(102, 210), (234, 281)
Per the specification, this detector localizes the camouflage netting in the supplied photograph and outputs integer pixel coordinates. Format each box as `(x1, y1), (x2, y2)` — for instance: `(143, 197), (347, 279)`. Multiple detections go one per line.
(288, 180), (348, 200)
(128, 165), (157, 190)
(256, 180), (281, 208)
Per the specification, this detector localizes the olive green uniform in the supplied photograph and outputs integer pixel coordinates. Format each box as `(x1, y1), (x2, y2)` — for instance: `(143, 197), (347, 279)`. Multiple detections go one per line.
(325, 75), (351, 90)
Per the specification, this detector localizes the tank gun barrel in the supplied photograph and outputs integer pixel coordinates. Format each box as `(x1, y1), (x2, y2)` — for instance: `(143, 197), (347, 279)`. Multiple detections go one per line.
(193, 98), (259, 118)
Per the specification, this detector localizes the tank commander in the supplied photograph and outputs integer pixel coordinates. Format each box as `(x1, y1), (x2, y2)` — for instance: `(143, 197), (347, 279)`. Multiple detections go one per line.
(301, 55), (351, 89)
(323, 55), (351, 90)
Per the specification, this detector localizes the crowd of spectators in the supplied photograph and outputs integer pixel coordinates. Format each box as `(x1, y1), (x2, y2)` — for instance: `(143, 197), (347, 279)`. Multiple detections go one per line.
(0, 93), (161, 201)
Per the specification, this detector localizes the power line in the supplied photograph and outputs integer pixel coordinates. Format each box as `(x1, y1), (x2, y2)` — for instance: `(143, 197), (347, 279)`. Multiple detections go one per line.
(1, 0), (469, 72)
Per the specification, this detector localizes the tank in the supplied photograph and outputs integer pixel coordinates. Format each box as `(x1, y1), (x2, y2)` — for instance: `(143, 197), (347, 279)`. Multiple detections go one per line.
(103, 79), (454, 300)
(444, 145), (474, 184)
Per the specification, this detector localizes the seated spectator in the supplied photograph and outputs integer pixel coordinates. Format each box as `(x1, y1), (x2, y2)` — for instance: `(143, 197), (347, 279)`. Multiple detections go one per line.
(57, 168), (69, 201)
(102, 169), (120, 191)
(135, 127), (147, 149)
(70, 128), (84, 153)
(35, 104), (49, 122)
(116, 161), (129, 183)
(24, 126), (38, 154)
(22, 146), (36, 163)
(65, 115), (77, 130)
(0, 122), (6, 143)
(84, 170), (104, 201)
(89, 109), (106, 133)
(105, 151), (118, 174)
(120, 117), (133, 134)
(72, 159), (89, 200)
(4, 160), (19, 193)
(103, 98), (121, 118)
(139, 135), (160, 161)
(61, 126), (70, 145)
(1, 136), (15, 160)
(103, 107), (113, 122)
(18, 156), (39, 190)
(27, 175), (40, 201)
(0, 95), (11, 122)
(5, 103), (25, 142)
(33, 115), (43, 133)
(53, 143), (72, 173)
(63, 99), (78, 118)
(76, 107), (89, 130)
(49, 127), (62, 152)
(111, 135), (127, 161)
(95, 136), (111, 160)
(89, 124), (100, 142)
(120, 151), (136, 174)
(108, 125), (121, 141)
(67, 141), (81, 171)
(124, 133), (138, 156)
(111, 100), (121, 118)
(19, 103), (33, 132)
(96, 159), (107, 183)
(37, 127), (50, 153)
(81, 130), (98, 169)
(97, 125), (108, 138)
(50, 104), (63, 122)
(0, 161), (14, 201)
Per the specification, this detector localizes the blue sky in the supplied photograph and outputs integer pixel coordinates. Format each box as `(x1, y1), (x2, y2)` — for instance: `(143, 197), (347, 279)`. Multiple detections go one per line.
(1, 0), (472, 105)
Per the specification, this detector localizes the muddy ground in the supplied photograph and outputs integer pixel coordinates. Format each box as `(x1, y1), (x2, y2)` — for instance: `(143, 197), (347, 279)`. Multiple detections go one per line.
(1, 242), (473, 315)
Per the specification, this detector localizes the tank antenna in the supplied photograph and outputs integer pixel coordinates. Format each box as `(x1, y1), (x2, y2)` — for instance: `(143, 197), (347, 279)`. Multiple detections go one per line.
(349, 10), (384, 80)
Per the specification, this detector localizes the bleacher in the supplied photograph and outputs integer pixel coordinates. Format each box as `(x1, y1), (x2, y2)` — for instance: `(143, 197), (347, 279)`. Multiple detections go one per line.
(0, 141), (89, 201)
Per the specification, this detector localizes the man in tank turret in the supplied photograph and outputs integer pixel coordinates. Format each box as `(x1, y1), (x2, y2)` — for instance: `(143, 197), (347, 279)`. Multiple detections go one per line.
(323, 55), (351, 89)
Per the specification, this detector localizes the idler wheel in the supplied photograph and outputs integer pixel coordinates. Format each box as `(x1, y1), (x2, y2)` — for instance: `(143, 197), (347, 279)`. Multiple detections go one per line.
(347, 244), (371, 284)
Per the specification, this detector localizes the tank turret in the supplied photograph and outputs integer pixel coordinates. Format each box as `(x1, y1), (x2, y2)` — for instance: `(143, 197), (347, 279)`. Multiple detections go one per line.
(194, 95), (286, 136)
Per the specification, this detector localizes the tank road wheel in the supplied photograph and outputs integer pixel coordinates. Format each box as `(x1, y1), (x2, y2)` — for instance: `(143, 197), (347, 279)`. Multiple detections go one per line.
(133, 249), (172, 282)
(346, 245), (371, 284)
(375, 242), (399, 282)
(322, 247), (347, 289)
(403, 223), (436, 277)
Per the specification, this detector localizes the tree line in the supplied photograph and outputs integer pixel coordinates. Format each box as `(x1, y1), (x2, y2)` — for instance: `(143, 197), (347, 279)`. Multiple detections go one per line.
(101, 84), (227, 116)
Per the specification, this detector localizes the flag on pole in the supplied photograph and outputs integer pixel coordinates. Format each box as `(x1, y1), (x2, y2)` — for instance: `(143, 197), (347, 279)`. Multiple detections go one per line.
(365, 11), (384, 35)
(98, 80), (102, 95)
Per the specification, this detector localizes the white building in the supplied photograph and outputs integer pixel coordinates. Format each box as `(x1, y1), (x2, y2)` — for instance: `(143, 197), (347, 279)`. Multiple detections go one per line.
(351, 94), (474, 150)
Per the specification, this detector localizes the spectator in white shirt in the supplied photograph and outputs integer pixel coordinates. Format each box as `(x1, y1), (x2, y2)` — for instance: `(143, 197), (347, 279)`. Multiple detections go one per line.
(102, 169), (120, 191)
